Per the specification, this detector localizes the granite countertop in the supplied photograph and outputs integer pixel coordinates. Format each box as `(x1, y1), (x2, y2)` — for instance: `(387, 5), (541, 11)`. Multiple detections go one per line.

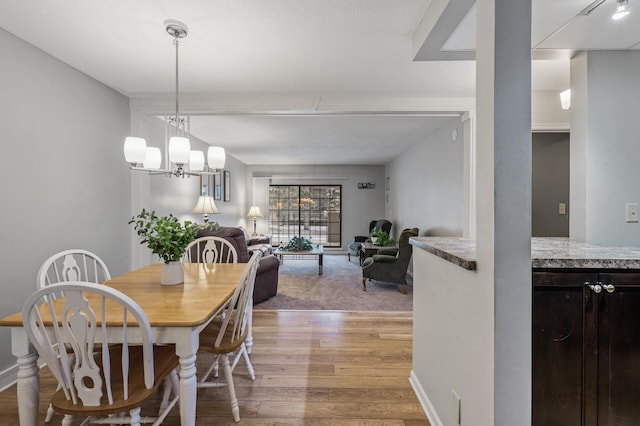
(410, 237), (640, 271)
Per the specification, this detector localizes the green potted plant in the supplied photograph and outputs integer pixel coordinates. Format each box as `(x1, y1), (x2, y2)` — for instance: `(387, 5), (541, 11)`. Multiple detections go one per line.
(370, 227), (395, 247)
(280, 235), (314, 251)
(375, 230), (395, 247)
(370, 227), (383, 244)
(129, 209), (199, 285)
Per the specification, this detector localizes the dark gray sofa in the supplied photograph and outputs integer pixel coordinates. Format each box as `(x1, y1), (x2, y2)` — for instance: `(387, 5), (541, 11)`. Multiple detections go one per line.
(195, 225), (279, 304)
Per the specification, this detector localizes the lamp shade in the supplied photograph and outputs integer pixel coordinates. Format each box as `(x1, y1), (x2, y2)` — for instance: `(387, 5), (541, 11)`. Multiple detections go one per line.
(247, 206), (263, 218)
(143, 147), (162, 169)
(192, 196), (219, 214)
(169, 136), (191, 164)
(124, 137), (147, 164)
(207, 146), (226, 169)
(189, 150), (205, 171)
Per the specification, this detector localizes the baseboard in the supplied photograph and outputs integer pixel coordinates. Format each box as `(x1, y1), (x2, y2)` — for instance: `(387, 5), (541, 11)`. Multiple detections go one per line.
(410, 369), (444, 426)
(0, 364), (18, 393)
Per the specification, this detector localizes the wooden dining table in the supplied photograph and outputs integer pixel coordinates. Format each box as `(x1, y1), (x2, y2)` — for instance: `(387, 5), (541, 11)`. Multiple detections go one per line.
(0, 262), (247, 426)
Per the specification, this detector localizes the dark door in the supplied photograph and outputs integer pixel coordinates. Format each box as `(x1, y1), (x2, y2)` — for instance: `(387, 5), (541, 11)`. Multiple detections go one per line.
(532, 132), (570, 237)
(532, 272), (597, 426)
(596, 273), (640, 426)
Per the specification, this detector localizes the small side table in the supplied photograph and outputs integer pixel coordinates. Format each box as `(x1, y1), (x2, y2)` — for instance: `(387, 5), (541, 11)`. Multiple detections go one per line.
(359, 242), (398, 265)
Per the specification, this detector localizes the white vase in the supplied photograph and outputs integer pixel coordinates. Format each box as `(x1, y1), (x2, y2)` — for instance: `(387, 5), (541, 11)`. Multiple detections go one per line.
(371, 236), (378, 244)
(161, 261), (184, 285)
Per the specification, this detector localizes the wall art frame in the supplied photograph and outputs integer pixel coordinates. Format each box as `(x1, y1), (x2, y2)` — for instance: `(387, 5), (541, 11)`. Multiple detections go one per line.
(224, 170), (231, 202)
(214, 173), (222, 200)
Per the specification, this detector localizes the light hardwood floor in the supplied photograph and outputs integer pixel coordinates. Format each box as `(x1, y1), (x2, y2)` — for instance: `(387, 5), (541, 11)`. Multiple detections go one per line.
(0, 310), (429, 425)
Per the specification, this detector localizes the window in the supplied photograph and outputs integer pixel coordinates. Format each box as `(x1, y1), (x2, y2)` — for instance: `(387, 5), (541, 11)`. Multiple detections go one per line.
(269, 185), (341, 247)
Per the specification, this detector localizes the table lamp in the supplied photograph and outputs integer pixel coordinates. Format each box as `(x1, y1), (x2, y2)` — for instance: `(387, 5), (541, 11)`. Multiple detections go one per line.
(247, 206), (263, 235)
(192, 196), (219, 223)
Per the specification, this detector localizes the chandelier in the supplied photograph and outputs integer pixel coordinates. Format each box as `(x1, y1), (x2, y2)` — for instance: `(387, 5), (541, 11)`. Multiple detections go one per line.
(123, 19), (225, 177)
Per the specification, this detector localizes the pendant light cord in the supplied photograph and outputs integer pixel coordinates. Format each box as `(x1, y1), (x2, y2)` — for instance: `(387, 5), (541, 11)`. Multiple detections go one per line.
(174, 36), (180, 134)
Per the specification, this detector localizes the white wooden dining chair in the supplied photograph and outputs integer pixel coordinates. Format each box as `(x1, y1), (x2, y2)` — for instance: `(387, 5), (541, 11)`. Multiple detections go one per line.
(22, 281), (179, 426)
(183, 235), (257, 414)
(38, 249), (112, 289)
(37, 249), (113, 421)
(183, 236), (238, 264)
(196, 254), (260, 422)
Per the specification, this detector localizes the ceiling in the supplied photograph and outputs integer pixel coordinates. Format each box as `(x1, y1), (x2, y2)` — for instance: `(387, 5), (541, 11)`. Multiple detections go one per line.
(1, 0), (637, 165)
(418, 0), (640, 60)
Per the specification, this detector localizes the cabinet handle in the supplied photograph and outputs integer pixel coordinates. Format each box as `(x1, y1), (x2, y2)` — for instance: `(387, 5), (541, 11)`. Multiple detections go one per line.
(584, 282), (602, 294)
(602, 283), (615, 293)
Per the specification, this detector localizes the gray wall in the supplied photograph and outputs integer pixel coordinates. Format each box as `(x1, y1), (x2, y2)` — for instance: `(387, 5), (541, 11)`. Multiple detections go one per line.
(0, 29), (131, 384)
(532, 133), (570, 237)
(386, 117), (464, 238)
(570, 51), (640, 247)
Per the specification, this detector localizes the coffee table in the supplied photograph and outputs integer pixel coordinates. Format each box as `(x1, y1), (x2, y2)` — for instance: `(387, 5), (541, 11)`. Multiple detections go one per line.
(274, 245), (324, 275)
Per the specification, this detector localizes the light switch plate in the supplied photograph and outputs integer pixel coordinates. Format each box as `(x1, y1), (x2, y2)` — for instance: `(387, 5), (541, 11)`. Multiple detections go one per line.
(559, 203), (566, 215)
(626, 203), (639, 223)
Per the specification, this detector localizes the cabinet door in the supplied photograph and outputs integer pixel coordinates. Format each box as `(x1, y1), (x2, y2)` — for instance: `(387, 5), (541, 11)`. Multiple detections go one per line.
(596, 273), (640, 426)
(532, 272), (597, 426)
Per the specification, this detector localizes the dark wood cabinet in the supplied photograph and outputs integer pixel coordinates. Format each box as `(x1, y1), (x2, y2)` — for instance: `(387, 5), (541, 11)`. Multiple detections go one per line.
(533, 270), (640, 426)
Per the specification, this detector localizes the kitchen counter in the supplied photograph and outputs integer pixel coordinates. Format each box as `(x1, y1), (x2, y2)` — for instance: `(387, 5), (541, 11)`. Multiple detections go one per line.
(410, 237), (640, 270)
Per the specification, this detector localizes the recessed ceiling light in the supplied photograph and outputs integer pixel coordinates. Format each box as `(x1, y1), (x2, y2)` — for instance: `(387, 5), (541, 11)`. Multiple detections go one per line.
(613, 0), (630, 19)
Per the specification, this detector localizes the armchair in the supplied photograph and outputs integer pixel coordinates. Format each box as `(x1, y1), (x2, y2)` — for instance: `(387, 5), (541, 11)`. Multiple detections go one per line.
(347, 219), (392, 261)
(361, 227), (419, 294)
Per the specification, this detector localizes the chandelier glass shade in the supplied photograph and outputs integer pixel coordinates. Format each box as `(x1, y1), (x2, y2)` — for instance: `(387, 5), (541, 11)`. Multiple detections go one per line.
(123, 19), (225, 178)
(144, 147), (162, 169)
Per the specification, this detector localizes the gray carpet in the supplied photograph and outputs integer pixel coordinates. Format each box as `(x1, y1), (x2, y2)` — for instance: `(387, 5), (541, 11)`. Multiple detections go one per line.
(254, 254), (413, 311)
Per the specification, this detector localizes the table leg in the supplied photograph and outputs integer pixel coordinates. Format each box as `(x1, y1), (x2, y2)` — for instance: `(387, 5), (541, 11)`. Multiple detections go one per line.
(12, 328), (39, 426)
(319, 254), (323, 275)
(176, 335), (199, 426)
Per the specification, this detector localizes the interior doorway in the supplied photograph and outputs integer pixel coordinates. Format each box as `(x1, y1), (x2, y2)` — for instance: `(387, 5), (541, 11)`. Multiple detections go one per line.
(532, 132), (570, 237)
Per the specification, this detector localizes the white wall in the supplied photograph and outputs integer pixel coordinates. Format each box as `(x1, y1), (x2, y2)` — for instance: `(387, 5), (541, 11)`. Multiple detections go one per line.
(245, 164), (386, 250)
(386, 117), (464, 238)
(387, 113), (486, 426)
(569, 52), (588, 240)
(412, 250), (494, 426)
(532, 90), (570, 131)
(571, 51), (640, 247)
(410, 1), (533, 424)
(0, 28), (131, 383)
